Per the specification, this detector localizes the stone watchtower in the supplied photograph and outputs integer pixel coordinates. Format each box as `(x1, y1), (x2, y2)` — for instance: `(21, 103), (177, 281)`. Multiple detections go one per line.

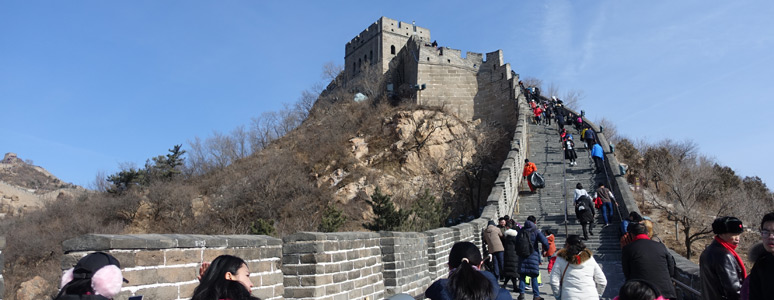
(345, 17), (520, 129)
(344, 17), (430, 80)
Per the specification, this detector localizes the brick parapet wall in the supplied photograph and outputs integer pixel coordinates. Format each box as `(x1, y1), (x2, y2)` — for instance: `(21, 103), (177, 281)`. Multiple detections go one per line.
(282, 232), (384, 300)
(0, 236), (4, 300)
(55, 89), (530, 300)
(423, 227), (455, 282)
(61, 234), (283, 300)
(379, 232), (429, 296)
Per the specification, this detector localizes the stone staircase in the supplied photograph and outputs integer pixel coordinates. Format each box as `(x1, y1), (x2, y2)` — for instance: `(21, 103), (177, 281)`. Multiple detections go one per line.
(504, 119), (625, 300)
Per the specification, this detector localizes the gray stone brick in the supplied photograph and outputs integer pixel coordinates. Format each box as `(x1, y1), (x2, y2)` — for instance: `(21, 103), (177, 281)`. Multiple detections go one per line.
(62, 234), (114, 252)
(283, 242), (325, 254)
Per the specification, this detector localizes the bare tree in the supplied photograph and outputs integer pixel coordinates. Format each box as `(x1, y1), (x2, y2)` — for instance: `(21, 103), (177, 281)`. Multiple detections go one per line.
(595, 117), (620, 144)
(297, 83), (323, 119)
(735, 176), (774, 228)
(321, 61), (344, 83)
(521, 77), (543, 90)
(562, 89), (584, 110)
(646, 141), (723, 259)
(90, 170), (111, 192)
(350, 63), (388, 99)
(249, 112), (279, 151)
(230, 125), (250, 161)
(546, 82), (560, 99)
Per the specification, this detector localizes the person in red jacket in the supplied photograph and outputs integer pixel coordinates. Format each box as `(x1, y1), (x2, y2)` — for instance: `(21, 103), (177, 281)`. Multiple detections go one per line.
(543, 229), (557, 274)
(523, 159), (537, 193)
(533, 106), (543, 124)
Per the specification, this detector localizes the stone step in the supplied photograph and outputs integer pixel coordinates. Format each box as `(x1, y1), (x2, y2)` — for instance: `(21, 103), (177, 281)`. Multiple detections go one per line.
(509, 119), (624, 299)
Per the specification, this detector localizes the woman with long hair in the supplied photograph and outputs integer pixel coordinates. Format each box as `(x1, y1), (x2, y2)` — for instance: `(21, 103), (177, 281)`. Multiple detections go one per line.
(425, 241), (512, 300)
(192, 255), (260, 300)
(549, 235), (607, 300)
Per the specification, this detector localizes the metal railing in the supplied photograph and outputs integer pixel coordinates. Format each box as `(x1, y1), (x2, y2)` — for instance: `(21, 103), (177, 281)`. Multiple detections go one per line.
(672, 278), (702, 298)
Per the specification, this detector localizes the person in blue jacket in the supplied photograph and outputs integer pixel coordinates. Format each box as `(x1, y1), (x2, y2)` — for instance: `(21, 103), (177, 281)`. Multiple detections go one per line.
(584, 126), (597, 149)
(517, 218), (549, 300)
(591, 143), (605, 174)
(425, 241), (513, 300)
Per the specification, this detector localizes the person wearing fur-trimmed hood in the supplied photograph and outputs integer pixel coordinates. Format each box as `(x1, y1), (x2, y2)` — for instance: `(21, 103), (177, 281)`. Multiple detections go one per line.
(549, 235), (607, 300)
(741, 212), (774, 300)
(501, 227), (521, 292)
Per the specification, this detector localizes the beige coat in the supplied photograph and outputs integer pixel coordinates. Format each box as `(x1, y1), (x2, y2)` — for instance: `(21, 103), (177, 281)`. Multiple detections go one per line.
(483, 224), (505, 253)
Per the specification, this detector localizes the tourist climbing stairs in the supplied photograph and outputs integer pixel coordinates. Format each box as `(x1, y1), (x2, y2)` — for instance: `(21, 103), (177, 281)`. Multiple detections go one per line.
(506, 118), (625, 300)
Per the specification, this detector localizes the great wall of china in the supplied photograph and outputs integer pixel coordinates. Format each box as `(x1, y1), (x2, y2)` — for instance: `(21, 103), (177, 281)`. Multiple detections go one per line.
(0, 17), (703, 300)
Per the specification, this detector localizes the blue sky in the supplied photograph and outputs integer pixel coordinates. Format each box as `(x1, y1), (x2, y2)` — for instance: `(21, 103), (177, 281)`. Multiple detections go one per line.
(2, 1), (772, 188)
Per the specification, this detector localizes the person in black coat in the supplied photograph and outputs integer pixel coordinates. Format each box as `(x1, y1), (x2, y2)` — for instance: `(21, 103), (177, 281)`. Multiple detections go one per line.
(517, 219), (549, 300)
(742, 211), (774, 300)
(574, 195), (595, 240)
(700, 216), (745, 300)
(621, 223), (677, 299)
(501, 227), (520, 291)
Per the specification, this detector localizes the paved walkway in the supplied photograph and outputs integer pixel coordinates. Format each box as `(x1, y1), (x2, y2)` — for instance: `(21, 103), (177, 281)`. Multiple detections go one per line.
(506, 119), (625, 300)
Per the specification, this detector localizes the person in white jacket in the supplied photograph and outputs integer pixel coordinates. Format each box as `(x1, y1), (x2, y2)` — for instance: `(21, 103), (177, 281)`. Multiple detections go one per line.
(573, 183), (589, 202)
(549, 235), (607, 300)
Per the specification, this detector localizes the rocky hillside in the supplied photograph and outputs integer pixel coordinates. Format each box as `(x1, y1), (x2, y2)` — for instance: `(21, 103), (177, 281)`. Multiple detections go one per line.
(185, 101), (510, 235)
(0, 153), (85, 217)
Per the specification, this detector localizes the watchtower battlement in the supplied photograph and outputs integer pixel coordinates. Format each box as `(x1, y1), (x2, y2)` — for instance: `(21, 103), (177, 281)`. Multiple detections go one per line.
(345, 17), (431, 58)
(412, 41), (484, 71)
(344, 17), (431, 80)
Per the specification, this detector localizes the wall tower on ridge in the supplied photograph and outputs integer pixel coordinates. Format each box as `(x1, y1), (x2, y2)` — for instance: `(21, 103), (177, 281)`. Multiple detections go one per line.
(344, 17), (520, 128)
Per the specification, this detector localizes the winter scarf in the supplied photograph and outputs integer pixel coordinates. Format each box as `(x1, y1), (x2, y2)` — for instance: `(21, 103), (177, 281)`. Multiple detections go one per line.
(714, 235), (747, 278)
(632, 234), (650, 243)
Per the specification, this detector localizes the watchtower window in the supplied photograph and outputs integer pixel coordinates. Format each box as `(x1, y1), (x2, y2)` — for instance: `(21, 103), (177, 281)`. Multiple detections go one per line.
(370, 50), (373, 61)
(391, 45), (396, 55)
(364, 55), (367, 62)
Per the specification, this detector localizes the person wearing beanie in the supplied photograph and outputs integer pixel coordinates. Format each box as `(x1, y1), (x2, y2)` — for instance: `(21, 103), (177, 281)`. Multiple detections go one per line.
(699, 216), (746, 300)
(55, 252), (127, 300)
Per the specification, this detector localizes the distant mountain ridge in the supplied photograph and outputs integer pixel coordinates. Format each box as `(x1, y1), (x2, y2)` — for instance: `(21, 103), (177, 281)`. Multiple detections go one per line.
(0, 152), (85, 217)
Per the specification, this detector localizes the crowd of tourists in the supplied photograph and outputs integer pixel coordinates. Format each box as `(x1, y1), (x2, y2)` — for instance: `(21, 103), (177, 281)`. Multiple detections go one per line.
(49, 202), (774, 300)
(420, 212), (774, 300)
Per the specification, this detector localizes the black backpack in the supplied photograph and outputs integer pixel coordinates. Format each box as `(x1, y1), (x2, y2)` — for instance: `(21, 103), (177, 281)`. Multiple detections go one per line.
(515, 229), (534, 257)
